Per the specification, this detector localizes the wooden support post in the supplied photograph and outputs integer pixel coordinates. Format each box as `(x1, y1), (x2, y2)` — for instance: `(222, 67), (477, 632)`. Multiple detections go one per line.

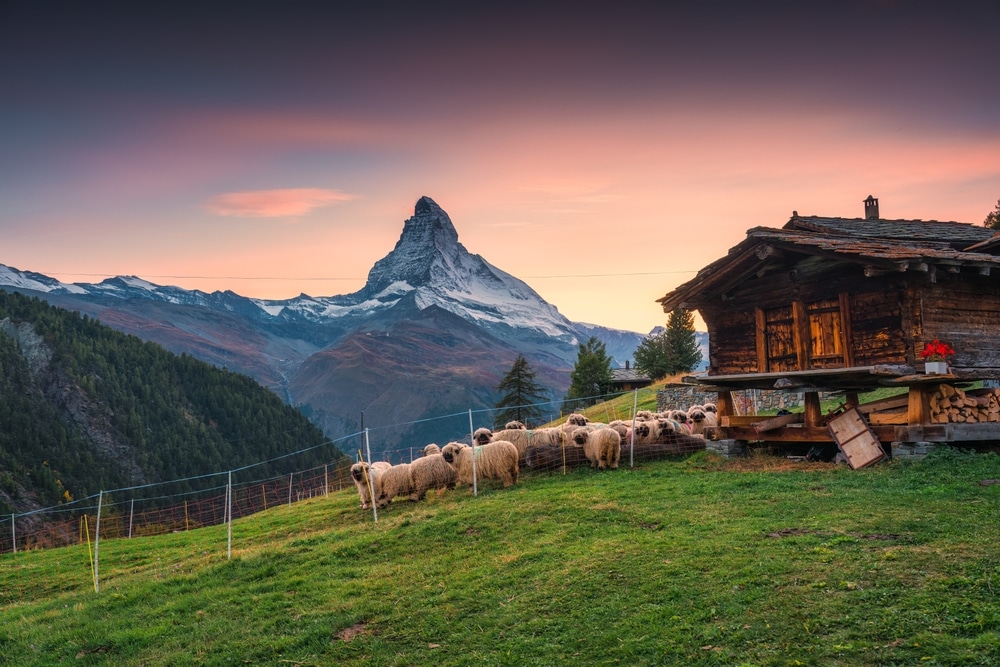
(907, 384), (928, 426)
(845, 392), (859, 410)
(804, 392), (822, 428)
(717, 390), (734, 418)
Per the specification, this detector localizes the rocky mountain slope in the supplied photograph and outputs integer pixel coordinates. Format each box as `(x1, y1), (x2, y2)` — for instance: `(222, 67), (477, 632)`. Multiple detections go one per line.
(0, 197), (653, 453)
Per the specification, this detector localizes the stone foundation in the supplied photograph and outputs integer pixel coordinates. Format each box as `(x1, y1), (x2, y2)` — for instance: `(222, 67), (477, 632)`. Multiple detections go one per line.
(890, 441), (938, 460)
(706, 439), (747, 458)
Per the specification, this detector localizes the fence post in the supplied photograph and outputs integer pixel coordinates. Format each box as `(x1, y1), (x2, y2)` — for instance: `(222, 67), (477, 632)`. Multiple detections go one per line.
(324, 465), (329, 497)
(10, 514), (14, 554)
(468, 409), (478, 496)
(287, 473), (293, 507)
(364, 429), (378, 523)
(128, 498), (134, 538)
(94, 491), (103, 593)
(227, 471), (233, 560)
(631, 389), (638, 468)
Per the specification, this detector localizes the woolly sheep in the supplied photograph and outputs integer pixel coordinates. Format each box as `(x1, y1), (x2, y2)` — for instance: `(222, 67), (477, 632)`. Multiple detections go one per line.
(687, 406), (718, 437)
(441, 440), (519, 489)
(571, 426), (621, 470)
(504, 421), (527, 430)
(376, 463), (414, 508)
(408, 453), (456, 500)
(702, 402), (718, 414)
(523, 442), (589, 471)
(635, 410), (655, 421)
(422, 443), (441, 456)
(371, 461), (391, 474)
(350, 462), (382, 510)
(473, 427), (494, 446)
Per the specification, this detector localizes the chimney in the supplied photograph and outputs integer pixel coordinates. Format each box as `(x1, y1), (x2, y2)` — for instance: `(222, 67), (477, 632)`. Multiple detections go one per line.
(625, 360), (630, 370)
(864, 195), (879, 220)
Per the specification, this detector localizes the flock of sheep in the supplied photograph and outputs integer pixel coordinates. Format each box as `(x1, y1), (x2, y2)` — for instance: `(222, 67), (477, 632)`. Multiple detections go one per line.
(349, 403), (719, 511)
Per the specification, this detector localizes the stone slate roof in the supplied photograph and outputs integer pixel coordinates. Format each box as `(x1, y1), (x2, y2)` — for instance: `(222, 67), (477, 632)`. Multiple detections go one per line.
(611, 367), (650, 383)
(658, 213), (999, 312)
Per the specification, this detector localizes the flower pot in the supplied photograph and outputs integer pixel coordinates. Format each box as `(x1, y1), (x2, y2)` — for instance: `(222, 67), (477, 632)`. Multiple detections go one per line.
(925, 361), (949, 375)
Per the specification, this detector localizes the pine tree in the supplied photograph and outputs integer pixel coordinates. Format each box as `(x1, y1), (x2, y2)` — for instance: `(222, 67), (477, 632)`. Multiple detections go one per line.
(985, 198), (1000, 230)
(633, 329), (672, 380)
(566, 336), (613, 407)
(493, 355), (547, 428)
(664, 308), (703, 374)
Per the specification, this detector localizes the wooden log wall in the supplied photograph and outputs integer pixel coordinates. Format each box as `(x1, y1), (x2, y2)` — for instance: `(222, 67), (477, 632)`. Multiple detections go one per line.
(917, 276), (1000, 369)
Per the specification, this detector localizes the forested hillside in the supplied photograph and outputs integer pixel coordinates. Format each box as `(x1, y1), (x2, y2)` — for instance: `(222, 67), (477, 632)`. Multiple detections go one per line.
(0, 290), (343, 516)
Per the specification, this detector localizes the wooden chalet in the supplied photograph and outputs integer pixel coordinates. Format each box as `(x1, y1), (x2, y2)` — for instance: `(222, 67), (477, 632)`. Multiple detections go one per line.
(610, 361), (652, 392)
(657, 197), (1000, 451)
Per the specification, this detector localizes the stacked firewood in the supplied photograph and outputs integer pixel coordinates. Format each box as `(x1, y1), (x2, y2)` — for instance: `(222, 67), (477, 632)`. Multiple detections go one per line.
(930, 384), (1000, 424)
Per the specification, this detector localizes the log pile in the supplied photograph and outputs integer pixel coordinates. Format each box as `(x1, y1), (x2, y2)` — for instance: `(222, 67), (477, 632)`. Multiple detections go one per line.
(930, 384), (1000, 424)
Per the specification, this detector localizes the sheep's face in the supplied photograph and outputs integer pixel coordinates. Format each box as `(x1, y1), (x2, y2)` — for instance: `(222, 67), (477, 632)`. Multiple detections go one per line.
(350, 463), (369, 482)
(658, 419), (675, 434)
(703, 403), (718, 414)
(635, 422), (650, 437)
(671, 410), (689, 423)
(571, 427), (589, 446)
(473, 428), (493, 445)
(441, 443), (467, 464)
(567, 413), (588, 426)
(505, 421), (526, 430)
(689, 408), (706, 423)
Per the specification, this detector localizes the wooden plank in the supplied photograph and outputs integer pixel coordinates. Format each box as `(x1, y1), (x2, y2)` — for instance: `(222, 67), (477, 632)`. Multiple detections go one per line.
(752, 413), (804, 433)
(721, 415), (762, 427)
(827, 408), (886, 469)
(857, 395), (909, 414)
(722, 427), (835, 442)
(867, 412), (908, 425)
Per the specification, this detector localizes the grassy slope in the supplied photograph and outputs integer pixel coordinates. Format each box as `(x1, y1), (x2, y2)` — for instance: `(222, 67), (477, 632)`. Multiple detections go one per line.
(2, 449), (999, 666)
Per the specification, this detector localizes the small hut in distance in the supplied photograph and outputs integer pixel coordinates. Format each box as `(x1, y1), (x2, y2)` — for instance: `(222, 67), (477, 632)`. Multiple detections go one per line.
(656, 196), (1000, 453)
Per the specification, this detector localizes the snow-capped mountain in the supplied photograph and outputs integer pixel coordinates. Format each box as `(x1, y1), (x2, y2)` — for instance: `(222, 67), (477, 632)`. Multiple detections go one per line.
(0, 197), (651, 452)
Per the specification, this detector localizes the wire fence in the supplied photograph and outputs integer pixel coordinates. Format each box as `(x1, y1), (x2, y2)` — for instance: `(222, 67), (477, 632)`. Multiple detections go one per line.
(0, 387), (714, 602)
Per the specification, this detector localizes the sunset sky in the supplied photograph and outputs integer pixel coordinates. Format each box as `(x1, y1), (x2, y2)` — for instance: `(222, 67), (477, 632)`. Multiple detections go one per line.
(1, 2), (998, 334)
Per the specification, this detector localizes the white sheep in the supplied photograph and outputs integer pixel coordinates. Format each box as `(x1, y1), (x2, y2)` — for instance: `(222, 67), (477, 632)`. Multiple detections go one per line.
(440, 440), (519, 489)
(408, 453), (456, 501)
(350, 462), (382, 510)
(687, 406), (718, 437)
(376, 463), (414, 508)
(570, 426), (621, 470)
(504, 421), (527, 430)
(422, 443), (441, 456)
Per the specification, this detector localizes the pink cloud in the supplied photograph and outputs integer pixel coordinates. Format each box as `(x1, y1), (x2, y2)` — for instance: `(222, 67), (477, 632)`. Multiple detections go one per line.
(205, 188), (356, 218)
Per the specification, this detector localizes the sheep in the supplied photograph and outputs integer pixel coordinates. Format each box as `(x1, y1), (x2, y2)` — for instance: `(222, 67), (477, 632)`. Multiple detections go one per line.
(408, 453), (457, 501)
(376, 463), (414, 508)
(422, 443), (441, 456)
(523, 442), (590, 471)
(371, 461), (391, 474)
(687, 406), (718, 437)
(473, 427), (494, 446)
(635, 410), (655, 421)
(350, 462), (383, 510)
(441, 440), (518, 489)
(504, 420), (527, 430)
(571, 426), (622, 470)
(607, 420), (629, 440)
(702, 402), (718, 414)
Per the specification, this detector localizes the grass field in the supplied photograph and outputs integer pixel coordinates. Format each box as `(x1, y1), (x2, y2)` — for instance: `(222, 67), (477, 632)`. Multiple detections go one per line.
(1, 448), (999, 666)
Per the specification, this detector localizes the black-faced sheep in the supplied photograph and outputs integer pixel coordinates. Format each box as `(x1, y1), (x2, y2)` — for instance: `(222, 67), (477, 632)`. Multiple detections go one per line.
(350, 462), (382, 510)
(441, 441), (518, 489)
(504, 420), (527, 430)
(571, 426), (621, 470)
(687, 406), (718, 437)
(376, 463), (414, 508)
(408, 453), (456, 500)
(473, 427), (494, 446)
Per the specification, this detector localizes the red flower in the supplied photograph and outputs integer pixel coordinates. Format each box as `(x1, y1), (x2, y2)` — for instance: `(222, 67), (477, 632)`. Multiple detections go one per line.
(920, 339), (955, 362)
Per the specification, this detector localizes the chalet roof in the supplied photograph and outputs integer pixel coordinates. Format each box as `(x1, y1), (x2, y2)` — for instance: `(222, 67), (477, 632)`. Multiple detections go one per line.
(610, 367), (651, 384)
(658, 214), (1000, 312)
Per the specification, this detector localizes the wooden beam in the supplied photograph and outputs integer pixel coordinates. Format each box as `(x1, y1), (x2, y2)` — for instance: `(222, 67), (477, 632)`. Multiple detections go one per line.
(716, 390), (735, 418)
(907, 384), (928, 426)
(804, 392), (822, 428)
(839, 292), (855, 367)
(755, 307), (769, 373)
(752, 413), (804, 433)
(857, 394), (909, 414)
(792, 300), (811, 370)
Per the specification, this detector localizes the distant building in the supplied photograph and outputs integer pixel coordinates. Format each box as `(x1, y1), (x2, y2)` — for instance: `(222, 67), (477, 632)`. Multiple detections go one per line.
(609, 361), (652, 392)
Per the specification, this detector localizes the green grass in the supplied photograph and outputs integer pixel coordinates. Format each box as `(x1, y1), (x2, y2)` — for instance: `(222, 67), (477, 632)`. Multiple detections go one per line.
(2, 448), (1000, 666)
